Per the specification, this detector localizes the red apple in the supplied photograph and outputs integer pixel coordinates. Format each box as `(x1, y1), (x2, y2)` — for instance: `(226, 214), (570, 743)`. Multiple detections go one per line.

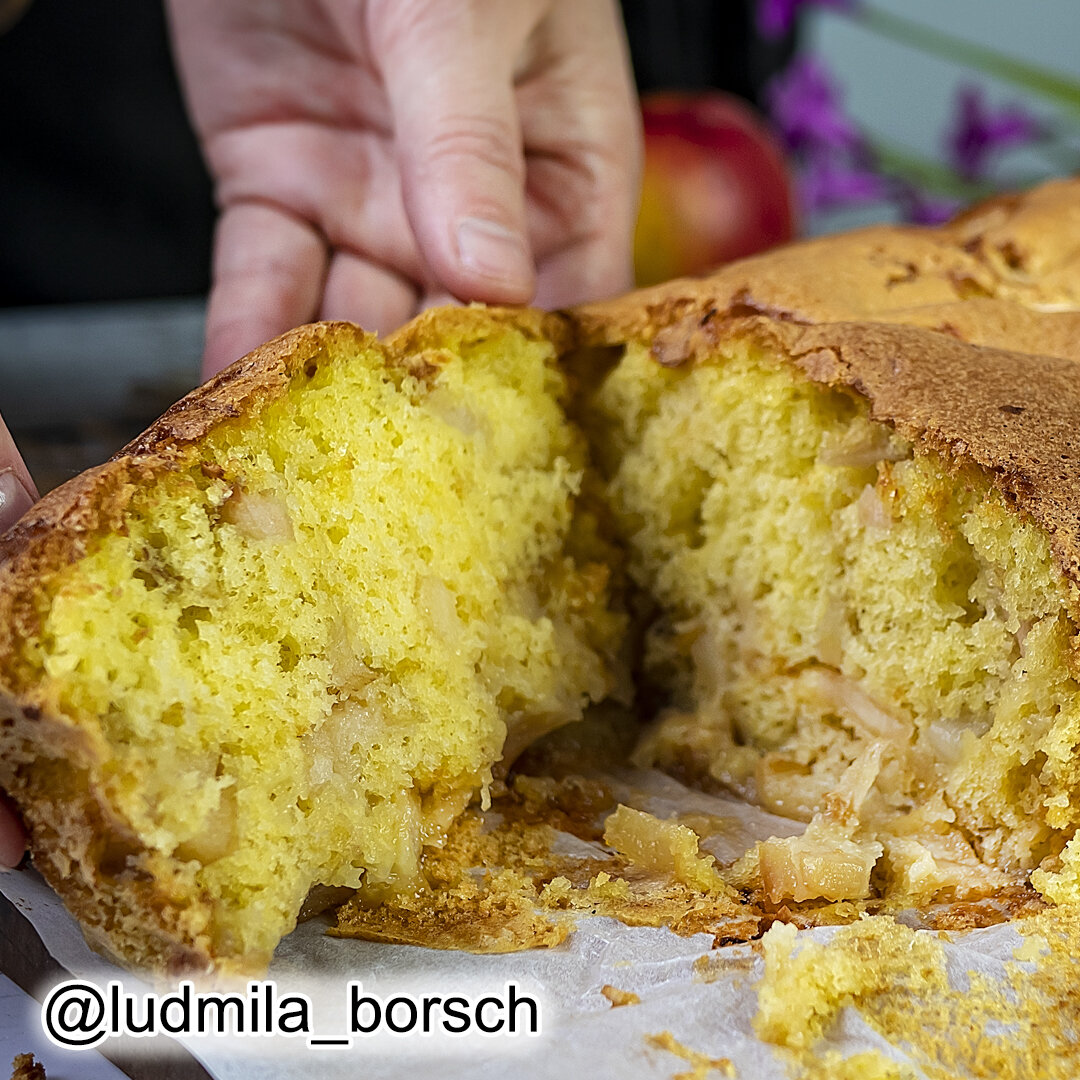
(634, 92), (797, 287)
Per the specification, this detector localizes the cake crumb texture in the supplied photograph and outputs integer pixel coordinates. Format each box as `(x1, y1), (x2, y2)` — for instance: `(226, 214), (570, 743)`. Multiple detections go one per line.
(5, 178), (1080, 974)
(582, 319), (1080, 907)
(755, 905), (1080, 1079)
(9, 1056), (46, 1080)
(0, 312), (623, 972)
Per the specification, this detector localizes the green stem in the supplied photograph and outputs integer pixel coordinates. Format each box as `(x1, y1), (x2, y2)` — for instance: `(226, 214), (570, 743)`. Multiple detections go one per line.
(854, 6), (1080, 115)
(872, 140), (1056, 200)
(871, 141), (989, 198)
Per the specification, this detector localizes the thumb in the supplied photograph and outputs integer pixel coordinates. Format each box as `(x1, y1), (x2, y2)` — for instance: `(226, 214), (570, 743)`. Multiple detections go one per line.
(0, 414), (37, 534)
(368, 0), (539, 305)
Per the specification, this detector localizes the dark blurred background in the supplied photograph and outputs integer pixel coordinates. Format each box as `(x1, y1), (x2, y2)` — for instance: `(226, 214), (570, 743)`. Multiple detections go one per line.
(0, 0), (793, 310)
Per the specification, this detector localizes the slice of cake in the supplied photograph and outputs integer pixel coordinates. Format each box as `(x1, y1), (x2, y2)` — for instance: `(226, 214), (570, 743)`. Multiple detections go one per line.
(572, 287), (1080, 907)
(568, 177), (1080, 908)
(0, 308), (624, 974)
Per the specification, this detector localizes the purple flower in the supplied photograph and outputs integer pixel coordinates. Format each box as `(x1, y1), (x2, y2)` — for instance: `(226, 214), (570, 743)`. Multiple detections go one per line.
(945, 86), (1043, 181)
(766, 56), (862, 154)
(892, 182), (963, 226)
(757, 0), (857, 39)
(766, 54), (891, 216)
(799, 155), (890, 213)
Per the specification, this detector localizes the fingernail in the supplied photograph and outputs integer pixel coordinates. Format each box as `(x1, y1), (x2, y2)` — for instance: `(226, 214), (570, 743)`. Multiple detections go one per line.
(0, 795), (27, 870)
(0, 468), (35, 533)
(0, 841), (25, 871)
(0, 843), (26, 870)
(456, 217), (533, 287)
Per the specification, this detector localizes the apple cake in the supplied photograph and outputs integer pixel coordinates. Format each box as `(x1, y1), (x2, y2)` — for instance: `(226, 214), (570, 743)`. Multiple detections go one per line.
(2, 177), (1079, 974)
(572, 176), (1080, 907)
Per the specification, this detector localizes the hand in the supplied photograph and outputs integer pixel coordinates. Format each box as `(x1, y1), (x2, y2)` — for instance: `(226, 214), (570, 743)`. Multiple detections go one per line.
(165, 0), (642, 378)
(0, 418), (36, 868)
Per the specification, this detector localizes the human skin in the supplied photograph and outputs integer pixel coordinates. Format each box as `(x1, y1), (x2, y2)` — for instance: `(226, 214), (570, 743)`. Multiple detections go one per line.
(165, 0), (643, 377)
(0, 423), (35, 868)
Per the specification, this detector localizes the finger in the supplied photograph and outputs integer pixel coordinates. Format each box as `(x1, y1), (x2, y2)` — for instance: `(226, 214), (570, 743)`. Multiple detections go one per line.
(0, 792), (27, 869)
(527, 148), (636, 305)
(535, 234), (634, 310)
(202, 201), (328, 379)
(369, 0), (542, 305)
(320, 252), (420, 337)
(0, 414), (37, 516)
(418, 290), (460, 314)
(519, 0), (641, 304)
(208, 125), (429, 287)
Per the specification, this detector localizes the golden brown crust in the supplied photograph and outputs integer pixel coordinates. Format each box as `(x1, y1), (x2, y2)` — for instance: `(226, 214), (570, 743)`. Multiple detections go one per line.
(572, 176), (1080, 358)
(569, 177), (1080, 602)
(703, 314), (1080, 601)
(780, 319), (1080, 583)
(384, 301), (571, 357)
(0, 307), (562, 976)
(0, 322), (358, 668)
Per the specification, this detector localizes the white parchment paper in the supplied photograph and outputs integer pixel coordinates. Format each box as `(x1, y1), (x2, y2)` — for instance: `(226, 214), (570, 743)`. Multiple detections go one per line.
(0, 768), (1035, 1079)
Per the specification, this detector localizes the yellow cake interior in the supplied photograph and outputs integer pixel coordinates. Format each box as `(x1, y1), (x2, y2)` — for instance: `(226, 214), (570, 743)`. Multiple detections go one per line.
(15, 309), (1080, 970)
(16, 322), (624, 966)
(582, 335), (1080, 905)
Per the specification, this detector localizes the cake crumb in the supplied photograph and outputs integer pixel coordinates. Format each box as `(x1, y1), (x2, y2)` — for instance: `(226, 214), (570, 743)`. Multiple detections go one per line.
(797, 1050), (915, 1080)
(691, 951), (757, 983)
(334, 774), (762, 955)
(645, 1031), (735, 1079)
(10, 1055), (46, 1080)
(754, 907), (1080, 1079)
(1012, 931), (1049, 962)
(601, 984), (640, 1007)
